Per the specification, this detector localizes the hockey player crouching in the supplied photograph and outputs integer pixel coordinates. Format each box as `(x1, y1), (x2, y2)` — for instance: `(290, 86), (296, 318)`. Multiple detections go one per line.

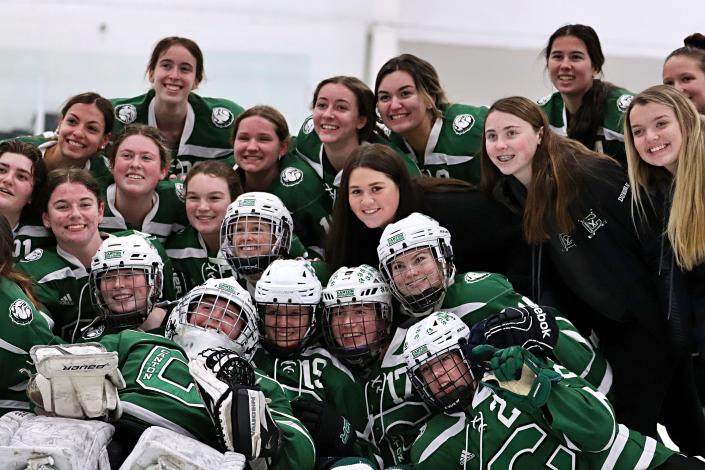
(403, 311), (705, 469)
(253, 259), (380, 469)
(166, 276), (316, 470)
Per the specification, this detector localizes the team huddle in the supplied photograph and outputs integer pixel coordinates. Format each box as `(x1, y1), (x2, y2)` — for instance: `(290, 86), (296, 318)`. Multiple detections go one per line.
(1, 23), (705, 470)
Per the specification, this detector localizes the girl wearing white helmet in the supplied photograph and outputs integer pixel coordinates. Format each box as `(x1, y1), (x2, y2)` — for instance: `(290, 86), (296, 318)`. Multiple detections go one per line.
(254, 259), (379, 467)
(166, 276), (317, 470)
(403, 312), (701, 470)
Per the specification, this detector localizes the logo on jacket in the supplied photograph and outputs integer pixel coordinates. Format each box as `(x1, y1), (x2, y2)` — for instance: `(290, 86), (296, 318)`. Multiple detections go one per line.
(616, 94), (634, 113)
(174, 182), (186, 202)
(211, 107), (234, 128)
(537, 95), (551, 106)
(302, 117), (314, 135)
(452, 114), (475, 135)
(22, 248), (44, 262)
(115, 104), (137, 124)
(280, 167), (303, 187)
(559, 233), (575, 252)
(9, 299), (33, 325)
(579, 209), (606, 238)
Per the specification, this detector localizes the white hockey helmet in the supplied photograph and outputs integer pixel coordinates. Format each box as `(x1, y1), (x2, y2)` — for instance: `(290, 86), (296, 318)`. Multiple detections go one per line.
(321, 265), (393, 366)
(166, 277), (259, 361)
(254, 259), (322, 357)
(377, 213), (455, 317)
(220, 192), (293, 278)
(403, 311), (475, 413)
(90, 233), (164, 331)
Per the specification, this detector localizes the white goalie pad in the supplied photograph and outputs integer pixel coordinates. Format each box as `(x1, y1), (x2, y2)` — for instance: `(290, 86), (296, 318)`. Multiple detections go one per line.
(119, 426), (246, 470)
(0, 411), (114, 470)
(28, 344), (126, 420)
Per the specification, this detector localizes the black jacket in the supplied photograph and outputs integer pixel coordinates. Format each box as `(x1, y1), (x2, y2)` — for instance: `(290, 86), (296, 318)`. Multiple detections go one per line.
(493, 158), (666, 338)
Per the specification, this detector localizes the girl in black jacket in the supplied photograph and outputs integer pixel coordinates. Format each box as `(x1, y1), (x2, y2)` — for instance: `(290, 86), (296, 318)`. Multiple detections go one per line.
(481, 95), (705, 454)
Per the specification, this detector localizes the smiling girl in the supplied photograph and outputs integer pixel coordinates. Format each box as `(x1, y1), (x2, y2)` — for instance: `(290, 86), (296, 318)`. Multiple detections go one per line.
(111, 37), (243, 178)
(663, 33), (705, 114)
(480, 95), (705, 452)
(100, 124), (188, 242)
(166, 160), (242, 291)
(375, 55), (486, 184)
(539, 24), (632, 164)
(0, 141), (51, 259)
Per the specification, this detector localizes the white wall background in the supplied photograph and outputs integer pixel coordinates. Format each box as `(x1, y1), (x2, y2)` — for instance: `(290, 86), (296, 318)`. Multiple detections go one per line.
(0, 0), (701, 133)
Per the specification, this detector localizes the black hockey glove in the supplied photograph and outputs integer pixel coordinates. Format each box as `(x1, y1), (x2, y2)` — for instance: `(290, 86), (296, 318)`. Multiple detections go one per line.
(482, 305), (559, 358)
(188, 348), (283, 461)
(291, 398), (356, 457)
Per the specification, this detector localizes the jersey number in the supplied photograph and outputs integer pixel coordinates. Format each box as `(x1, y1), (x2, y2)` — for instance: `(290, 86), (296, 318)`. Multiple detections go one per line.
(13, 239), (31, 259)
(487, 423), (575, 469)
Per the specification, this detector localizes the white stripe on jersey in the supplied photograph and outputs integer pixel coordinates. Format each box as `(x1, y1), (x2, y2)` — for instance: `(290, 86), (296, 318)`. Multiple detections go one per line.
(0, 337), (27, 355)
(166, 246), (207, 259)
(418, 412), (466, 463)
(180, 144), (232, 159)
(634, 436), (658, 470)
(600, 424), (630, 470)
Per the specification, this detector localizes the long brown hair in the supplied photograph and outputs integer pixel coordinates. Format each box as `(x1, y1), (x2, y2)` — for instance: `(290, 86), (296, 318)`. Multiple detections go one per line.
(480, 96), (616, 243)
(0, 215), (40, 307)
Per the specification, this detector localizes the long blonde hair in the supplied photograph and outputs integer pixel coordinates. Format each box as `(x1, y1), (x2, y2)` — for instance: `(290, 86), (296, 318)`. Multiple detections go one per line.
(624, 84), (705, 270)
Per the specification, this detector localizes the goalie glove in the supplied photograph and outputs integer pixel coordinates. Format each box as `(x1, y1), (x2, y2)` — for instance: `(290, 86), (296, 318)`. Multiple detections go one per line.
(478, 305), (559, 358)
(471, 344), (561, 409)
(291, 398), (356, 457)
(188, 348), (283, 461)
(26, 344), (125, 420)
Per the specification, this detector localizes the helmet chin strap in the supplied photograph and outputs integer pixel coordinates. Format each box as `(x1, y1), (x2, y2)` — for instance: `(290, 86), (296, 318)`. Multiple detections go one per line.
(403, 287), (446, 317)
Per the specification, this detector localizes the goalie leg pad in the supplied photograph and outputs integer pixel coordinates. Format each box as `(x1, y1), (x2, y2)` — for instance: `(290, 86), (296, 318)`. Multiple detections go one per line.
(0, 411), (114, 469)
(119, 426), (246, 470)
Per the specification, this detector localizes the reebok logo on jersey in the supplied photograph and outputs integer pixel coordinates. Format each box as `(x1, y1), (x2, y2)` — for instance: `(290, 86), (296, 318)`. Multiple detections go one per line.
(58, 294), (74, 306)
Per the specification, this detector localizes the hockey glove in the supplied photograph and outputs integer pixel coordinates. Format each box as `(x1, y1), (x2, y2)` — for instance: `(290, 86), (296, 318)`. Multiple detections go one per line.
(471, 344), (561, 409)
(481, 305), (559, 358)
(290, 398), (356, 457)
(188, 348), (283, 461)
(26, 343), (125, 420)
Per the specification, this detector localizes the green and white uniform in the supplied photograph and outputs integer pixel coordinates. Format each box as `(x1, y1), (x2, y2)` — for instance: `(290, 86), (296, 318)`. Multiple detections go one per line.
(100, 180), (189, 243)
(7, 132), (114, 189)
(98, 330), (218, 446)
(442, 272), (611, 394)
(12, 213), (53, 262)
(165, 225), (234, 293)
(16, 231), (177, 340)
(538, 87), (633, 164)
(254, 346), (379, 463)
(0, 276), (62, 415)
(386, 103), (487, 184)
(111, 90), (244, 177)
(294, 119), (421, 199)
(410, 362), (674, 469)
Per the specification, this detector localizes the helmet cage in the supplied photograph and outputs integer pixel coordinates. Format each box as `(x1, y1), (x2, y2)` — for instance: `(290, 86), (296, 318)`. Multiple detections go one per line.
(322, 300), (392, 367)
(407, 343), (476, 413)
(380, 239), (454, 317)
(257, 302), (317, 357)
(220, 195), (293, 278)
(167, 280), (259, 361)
(90, 264), (162, 331)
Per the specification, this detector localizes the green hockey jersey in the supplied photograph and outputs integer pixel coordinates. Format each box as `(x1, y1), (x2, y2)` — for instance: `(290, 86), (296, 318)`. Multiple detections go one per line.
(538, 87), (633, 164)
(442, 272), (611, 394)
(410, 361), (674, 469)
(100, 180), (189, 242)
(386, 103), (487, 184)
(111, 90), (244, 177)
(0, 276), (62, 415)
(12, 212), (54, 262)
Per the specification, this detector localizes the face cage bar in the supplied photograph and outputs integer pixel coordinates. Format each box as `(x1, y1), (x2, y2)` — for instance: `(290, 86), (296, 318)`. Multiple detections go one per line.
(257, 302), (317, 356)
(322, 301), (392, 366)
(221, 215), (286, 276)
(183, 290), (253, 344)
(408, 344), (476, 413)
(91, 267), (156, 329)
(384, 246), (449, 315)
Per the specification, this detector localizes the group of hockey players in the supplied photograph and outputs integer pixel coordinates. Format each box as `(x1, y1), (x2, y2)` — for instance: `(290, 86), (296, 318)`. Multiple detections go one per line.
(1, 22), (705, 470)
